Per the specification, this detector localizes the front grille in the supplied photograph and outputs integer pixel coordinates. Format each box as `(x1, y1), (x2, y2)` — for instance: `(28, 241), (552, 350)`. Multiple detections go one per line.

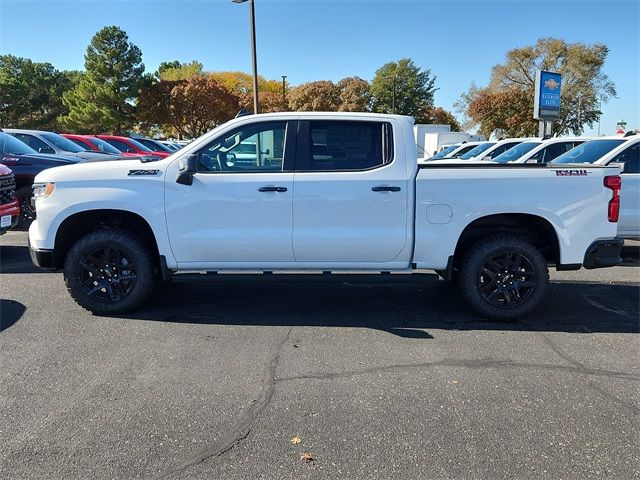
(0, 174), (16, 205)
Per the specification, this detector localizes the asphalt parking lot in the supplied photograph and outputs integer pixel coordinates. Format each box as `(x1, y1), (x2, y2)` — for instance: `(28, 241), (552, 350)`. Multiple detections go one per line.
(1, 230), (639, 479)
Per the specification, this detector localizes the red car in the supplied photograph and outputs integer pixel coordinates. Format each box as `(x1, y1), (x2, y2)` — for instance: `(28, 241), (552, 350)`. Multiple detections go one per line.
(0, 163), (20, 234)
(96, 135), (171, 158)
(62, 134), (142, 158)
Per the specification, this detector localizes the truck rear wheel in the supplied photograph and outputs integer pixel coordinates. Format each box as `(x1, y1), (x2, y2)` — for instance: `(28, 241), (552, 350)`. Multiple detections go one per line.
(458, 235), (548, 320)
(64, 229), (155, 315)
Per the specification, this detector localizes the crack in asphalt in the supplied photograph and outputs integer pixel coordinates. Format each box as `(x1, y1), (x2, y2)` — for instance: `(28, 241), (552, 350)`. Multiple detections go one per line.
(153, 327), (293, 480)
(537, 332), (640, 414)
(275, 356), (640, 384)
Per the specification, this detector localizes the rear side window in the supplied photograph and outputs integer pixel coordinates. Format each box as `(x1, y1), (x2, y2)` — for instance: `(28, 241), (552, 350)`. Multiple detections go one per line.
(299, 121), (392, 171)
(610, 143), (639, 174)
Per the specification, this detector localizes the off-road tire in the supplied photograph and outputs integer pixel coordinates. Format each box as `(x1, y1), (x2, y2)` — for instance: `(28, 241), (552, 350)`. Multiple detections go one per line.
(64, 229), (155, 314)
(458, 235), (549, 320)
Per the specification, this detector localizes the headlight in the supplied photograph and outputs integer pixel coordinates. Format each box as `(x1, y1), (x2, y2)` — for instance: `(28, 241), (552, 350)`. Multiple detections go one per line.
(32, 182), (55, 200)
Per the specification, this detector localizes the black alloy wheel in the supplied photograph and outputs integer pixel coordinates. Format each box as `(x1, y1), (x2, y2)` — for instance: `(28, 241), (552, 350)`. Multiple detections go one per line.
(64, 229), (155, 314)
(77, 245), (137, 303)
(478, 250), (537, 308)
(458, 235), (549, 320)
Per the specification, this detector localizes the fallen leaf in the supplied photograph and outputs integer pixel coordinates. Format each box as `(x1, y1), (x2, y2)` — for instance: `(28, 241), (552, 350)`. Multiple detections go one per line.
(452, 380), (458, 384)
(301, 451), (314, 462)
(290, 436), (301, 444)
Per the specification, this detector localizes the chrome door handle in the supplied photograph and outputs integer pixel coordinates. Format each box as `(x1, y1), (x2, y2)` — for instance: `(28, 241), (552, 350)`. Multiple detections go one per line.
(258, 186), (287, 192)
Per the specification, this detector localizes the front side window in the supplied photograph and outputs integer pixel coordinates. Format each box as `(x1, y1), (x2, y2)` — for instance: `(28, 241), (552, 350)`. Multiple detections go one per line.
(86, 137), (122, 154)
(488, 141), (521, 159)
(458, 142), (496, 160)
(198, 121), (287, 173)
(300, 121), (391, 171)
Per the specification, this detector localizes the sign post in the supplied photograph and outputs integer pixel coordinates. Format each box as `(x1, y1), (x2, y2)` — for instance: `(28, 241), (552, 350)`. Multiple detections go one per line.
(533, 71), (562, 139)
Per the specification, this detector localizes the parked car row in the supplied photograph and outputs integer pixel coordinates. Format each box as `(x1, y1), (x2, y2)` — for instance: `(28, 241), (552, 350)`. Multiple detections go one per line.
(0, 127), (189, 229)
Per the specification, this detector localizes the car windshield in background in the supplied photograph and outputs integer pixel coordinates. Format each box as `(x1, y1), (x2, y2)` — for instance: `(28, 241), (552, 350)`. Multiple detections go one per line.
(41, 132), (87, 152)
(458, 142), (496, 159)
(493, 142), (542, 163)
(0, 132), (38, 155)
(85, 137), (123, 155)
(127, 138), (154, 152)
(430, 144), (460, 160)
(551, 139), (626, 164)
(136, 138), (172, 152)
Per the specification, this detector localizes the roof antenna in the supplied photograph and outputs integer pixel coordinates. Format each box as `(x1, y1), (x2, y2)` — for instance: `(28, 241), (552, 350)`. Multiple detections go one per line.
(235, 109), (251, 118)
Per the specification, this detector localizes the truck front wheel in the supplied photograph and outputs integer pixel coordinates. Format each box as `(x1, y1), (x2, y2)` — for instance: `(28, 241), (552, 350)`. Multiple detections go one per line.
(64, 229), (155, 315)
(458, 235), (549, 320)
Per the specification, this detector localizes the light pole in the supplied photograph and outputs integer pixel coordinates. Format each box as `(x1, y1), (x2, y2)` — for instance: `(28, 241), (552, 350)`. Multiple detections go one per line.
(232, 0), (259, 114)
(392, 74), (397, 114)
(281, 75), (287, 111)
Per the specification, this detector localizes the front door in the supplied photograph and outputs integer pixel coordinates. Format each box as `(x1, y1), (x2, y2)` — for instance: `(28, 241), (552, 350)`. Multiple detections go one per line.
(165, 120), (296, 267)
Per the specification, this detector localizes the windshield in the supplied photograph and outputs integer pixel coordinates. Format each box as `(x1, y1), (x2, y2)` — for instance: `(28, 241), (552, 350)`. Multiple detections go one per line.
(40, 132), (87, 152)
(493, 142), (541, 163)
(0, 132), (38, 155)
(551, 139), (626, 164)
(430, 144), (460, 160)
(127, 138), (154, 152)
(85, 137), (122, 155)
(458, 142), (496, 160)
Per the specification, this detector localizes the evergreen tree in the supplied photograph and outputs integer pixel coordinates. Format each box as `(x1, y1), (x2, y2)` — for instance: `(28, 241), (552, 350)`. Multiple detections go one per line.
(59, 26), (145, 133)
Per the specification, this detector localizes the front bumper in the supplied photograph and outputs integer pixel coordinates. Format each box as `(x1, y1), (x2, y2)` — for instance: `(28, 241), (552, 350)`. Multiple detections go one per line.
(0, 200), (20, 234)
(28, 236), (57, 270)
(583, 237), (624, 269)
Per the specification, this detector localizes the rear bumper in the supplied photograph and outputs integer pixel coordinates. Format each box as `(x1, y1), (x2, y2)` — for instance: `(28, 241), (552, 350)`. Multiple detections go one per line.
(583, 237), (624, 269)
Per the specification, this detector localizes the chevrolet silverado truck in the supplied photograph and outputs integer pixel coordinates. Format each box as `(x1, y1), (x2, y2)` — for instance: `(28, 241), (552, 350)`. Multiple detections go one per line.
(28, 113), (623, 319)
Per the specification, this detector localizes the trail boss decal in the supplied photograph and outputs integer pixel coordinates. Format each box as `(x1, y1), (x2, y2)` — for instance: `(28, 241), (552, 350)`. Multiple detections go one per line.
(552, 169), (589, 176)
(128, 169), (160, 176)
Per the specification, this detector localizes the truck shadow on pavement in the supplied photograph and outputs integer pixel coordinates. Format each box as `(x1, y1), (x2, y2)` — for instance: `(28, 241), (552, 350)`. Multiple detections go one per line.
(0, 299), (26, 331)
(118, 274), (639, 337)
(0, 245), (45, 274)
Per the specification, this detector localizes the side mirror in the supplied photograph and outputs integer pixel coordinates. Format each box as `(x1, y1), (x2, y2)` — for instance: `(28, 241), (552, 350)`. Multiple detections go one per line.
(482, 155), (492, 161)
(176, 154), (198, 186)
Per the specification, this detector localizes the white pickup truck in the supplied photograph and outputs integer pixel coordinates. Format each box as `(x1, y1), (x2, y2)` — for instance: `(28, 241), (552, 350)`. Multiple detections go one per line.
(29, 113), (623, 320)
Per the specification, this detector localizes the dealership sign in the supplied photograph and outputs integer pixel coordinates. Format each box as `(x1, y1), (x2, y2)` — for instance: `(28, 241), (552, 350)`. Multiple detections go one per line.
(533, 71), (562, 120)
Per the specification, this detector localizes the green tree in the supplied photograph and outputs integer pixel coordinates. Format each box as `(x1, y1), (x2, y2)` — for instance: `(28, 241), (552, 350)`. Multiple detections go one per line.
(459, 37), (616, 136)
(0, 55), (80, 130)
(370, 58), (437, 122)
(59, 26), (145, 134)
(157, 61), (203, 81)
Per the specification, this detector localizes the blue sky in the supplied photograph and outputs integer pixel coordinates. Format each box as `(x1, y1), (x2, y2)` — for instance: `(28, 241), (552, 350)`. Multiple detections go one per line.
(0, 0), (638, 135)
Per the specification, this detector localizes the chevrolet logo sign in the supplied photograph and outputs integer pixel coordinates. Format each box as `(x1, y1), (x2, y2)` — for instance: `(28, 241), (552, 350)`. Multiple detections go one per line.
(544, 78), (560, 90)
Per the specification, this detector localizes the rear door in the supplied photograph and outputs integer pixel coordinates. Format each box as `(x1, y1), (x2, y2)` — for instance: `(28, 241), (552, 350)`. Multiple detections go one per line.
(291, 120), (410, 265)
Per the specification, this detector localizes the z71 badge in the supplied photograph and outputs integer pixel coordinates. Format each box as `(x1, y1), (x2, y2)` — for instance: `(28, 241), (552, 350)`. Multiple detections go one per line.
(128, 169), (160, 176)
(552, 169), (588, 176)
